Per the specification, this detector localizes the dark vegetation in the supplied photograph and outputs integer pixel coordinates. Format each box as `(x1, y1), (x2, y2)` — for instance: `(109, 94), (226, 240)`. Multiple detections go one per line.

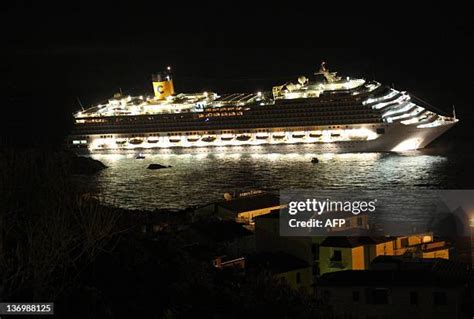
(0, 148), (320, 318)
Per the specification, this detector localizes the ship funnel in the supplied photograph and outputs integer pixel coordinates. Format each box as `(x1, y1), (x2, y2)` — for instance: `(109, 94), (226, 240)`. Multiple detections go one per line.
(152, 67), (175, 100)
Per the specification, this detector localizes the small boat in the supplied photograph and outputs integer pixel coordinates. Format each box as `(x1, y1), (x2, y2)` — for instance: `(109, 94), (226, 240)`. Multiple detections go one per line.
(311, 157), (319, 164)
(309, 133), (323, 138)
(256, 133), (269, 140)
(136, 153), (145, 159)
(147, 163), (171, 170)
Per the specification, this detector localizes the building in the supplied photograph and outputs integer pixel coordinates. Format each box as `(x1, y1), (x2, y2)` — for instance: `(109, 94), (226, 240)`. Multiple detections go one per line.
(393, 233), (450, 259)
(255, 210), (325, 281)
(255, 211), (452, 280)
(181, 219), (256, 261)
(246, 252), (313, 293)
(319, 233), (450, 275)
(318, 257), (473, 319)
(195, 192), (284, 224)
(319, 236), (396, 275)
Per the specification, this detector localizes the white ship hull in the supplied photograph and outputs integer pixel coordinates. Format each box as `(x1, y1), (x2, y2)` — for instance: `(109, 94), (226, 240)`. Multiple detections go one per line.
(72, 121), (457, 154)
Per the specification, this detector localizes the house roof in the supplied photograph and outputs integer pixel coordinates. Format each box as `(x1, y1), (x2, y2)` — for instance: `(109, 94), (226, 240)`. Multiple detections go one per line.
(246, 251), (310, 274)
(216, 193), (281, 213)
(254, 209), (280, 219)
(320, 236), (395, 248)
(320, 257), (471, 287)
(190, 219), (253, 243)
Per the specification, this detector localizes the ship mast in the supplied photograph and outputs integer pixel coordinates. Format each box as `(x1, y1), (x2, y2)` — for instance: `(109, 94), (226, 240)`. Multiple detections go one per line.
(315, 61), (341, 83)
(76, 96), (85, 111)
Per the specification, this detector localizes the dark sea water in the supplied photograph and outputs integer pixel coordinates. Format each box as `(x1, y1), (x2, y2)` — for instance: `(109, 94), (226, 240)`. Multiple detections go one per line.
(84, 143), (474, 211)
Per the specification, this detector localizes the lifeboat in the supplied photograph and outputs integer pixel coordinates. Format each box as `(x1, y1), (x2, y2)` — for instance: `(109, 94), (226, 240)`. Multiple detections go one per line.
(147, 137), (159, 143)
(236, 134), (251, 141)
(292, 132), (306, 139)
(202, 136), (216, 142)
(272, 133), (286, 139)
(169, 136), (181, 143)
(309, 132), (323, 138)
(129, 138), (143, 145)
(256, 133), (269, 140)
(221, 134), (234, 141)
(187, 135), (200, 142)
(115, 139), (127, 145)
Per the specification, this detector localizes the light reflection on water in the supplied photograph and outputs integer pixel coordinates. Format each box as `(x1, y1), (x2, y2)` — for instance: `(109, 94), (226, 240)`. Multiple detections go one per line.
(86, 151), (450, 210)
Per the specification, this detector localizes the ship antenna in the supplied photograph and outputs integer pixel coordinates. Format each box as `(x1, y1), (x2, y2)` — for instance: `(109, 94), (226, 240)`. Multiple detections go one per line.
(76, 96), (85, 111)
(453, 105), (456, 119)
(410, 93), (447, 116)
(119, 87), (123, 95)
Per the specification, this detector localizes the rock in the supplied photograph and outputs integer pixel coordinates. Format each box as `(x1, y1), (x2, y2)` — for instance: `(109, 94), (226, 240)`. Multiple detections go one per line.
(70, 155), (108, 174)
(147, 163), (171, 170)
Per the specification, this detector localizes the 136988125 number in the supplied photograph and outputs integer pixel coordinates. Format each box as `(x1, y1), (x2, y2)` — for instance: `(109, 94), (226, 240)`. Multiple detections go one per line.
(0, 303), (54, 315)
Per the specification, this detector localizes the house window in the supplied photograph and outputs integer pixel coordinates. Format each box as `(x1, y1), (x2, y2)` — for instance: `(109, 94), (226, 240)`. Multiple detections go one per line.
(410, 291), (418, 305)
(433, 291), (447, 306)
(400, 238), (409, 248)
(352, 290), (360, 302)
(296, 272), (301, 284)
(357, 217), (363, 226)
(332, 250), (342, 261)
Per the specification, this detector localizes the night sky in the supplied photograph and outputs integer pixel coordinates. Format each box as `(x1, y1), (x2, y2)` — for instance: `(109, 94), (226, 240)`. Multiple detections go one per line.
(1, 3), (473, 147)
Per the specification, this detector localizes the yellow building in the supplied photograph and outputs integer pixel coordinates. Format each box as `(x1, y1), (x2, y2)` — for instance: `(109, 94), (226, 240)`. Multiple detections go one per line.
(394, 232), (449, 260)
(319, 234), (450, 275)
(319, 237), (397, 275)
(254, 210), (451, 284)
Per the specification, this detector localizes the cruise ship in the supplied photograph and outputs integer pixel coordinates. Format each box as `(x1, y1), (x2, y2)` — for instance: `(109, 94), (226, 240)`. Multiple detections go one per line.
(68, 63), (458, 153)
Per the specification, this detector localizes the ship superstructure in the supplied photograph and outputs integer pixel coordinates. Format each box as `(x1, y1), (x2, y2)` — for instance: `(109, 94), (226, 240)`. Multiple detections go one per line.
(69, 63), (458, 153)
